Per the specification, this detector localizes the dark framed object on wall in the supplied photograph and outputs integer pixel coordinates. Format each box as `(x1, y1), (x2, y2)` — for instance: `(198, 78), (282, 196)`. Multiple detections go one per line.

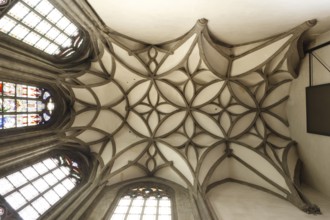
(306, 84), (330, 136)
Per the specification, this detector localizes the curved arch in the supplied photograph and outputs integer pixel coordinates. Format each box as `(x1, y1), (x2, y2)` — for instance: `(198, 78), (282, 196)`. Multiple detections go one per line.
(0, 147), (94, 220)
(0, 0), (93, 67)
(0, 77), (72, 137)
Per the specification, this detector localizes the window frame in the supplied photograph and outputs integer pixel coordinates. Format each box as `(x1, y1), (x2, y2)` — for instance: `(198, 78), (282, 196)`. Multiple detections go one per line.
(0, 150), (89, 220)
(106, 182), (177, 220)
(0, 0), (90, 64)
(0, 77), (69, 137)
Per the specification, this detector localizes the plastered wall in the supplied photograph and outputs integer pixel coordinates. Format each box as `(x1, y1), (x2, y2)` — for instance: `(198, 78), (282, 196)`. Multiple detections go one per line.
(287, 30), (330, 197)
(208, 183), (330, 220)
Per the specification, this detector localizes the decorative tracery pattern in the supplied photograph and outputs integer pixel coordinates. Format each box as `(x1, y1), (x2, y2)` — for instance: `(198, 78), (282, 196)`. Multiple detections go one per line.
(64, 19), (320, 213)
(0, 81), (54, 129)
(0, 0), (83, 57)
(0, 155), (81, 220)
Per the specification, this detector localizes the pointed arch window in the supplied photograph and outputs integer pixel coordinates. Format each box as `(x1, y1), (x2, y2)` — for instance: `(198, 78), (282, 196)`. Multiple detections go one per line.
(0, 154), (81, 220)
(0, 80), (54, 129)
(110, 184), (172, 220)
(0, 0), (85, 59)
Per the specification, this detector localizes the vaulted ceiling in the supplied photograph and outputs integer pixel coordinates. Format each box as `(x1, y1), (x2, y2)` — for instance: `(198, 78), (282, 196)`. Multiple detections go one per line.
(58, 0), (330, 213)
(88, 0), (330, 45)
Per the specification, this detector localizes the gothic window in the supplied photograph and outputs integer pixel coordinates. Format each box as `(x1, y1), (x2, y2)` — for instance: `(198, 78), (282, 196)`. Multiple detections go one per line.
(0, 154), (81, 220)
(0, 0), (84, 58)
(0, 80), (54, 129)
(110, 184), (172, 220)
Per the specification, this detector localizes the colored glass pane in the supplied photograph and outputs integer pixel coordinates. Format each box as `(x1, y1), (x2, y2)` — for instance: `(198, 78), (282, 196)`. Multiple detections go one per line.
(0, 81), (54, 129)
(17, 84), (28, 97)
(17, 100), (28, 112)
(0, 0), (8, 6)
(4, 115), (16, 128)
(3, 82), (15, 96)
(17, 114), (28, 127)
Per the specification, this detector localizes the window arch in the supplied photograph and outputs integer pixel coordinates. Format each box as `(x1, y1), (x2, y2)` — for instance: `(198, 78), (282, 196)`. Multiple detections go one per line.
(0, 154), (82, 220)
(110, 183), (173, 220)
(0, 0), (86, 60)
(0, 80), (55, 129)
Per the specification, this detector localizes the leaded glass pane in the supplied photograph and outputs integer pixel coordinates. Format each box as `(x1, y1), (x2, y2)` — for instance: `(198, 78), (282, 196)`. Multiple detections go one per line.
(0, 178), (15, 195)
(0, 81), (55, 129)
(34, 37), (50, 50)
(32, 197), (50, 214)
(8, 2), (29, 20)
(33, 162), (48, 175)
(43, 173), (57, 186)
(22, 0), (41, 8)
(118, 197), (131, 206)
(158, 216), (171, 220)
(144, 206), (157, 215)
(64, 23), (78, 36)
(132, 197), (144, 206)
(7, 172), (28, 187)
(35, 0), (53, 16)
(35, 20), (51, 34)
(62, 178), (75, 190)
(21, 166), (39, 180)
(32, 178), (49, 193)
(142, 215), (156, 220)
(52, 168), (66, 181)
(18, 205), (40, 220)
(43, 189), (60, 205)
(110, 186), (172, 220)
(127, 214), (140, 220)
(57, 17), (70, 30)
(9, 24), (29, 40)
(53, 183), (68, 197)
(0, 155), (81, 220)
(46, 8), (62, 23)
(114, 206), (129, 214)
(111, 214), (125, 220)
(22, 12), (42, 28)
(45, 26), (60, 40)
(129, 206), (143, 214)
(4, 98), (16, 112)
(158, 207), (171, 215)
(20, 184), (39, 201)
(24, 31), (42, 45)
(17, 100), (28, 112)
(6, 191), (27, 209)
(3, 82), (15, 96)
(43, 158), (57, 170)
(17, 114), (28, 127)
(3, 115), (16, 128)
(0, 16), (16, 33)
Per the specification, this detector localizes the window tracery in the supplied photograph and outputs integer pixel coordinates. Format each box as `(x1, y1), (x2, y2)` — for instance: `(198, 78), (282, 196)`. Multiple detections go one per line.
(0, 80), (54, 129)
(0, 0), (84, 58)
(0, 154), (81, 220)
(111, 184), (172, 220)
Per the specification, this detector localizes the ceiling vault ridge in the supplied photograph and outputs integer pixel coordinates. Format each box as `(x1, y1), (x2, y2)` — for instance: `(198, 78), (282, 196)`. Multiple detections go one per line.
(61, 11), (320, 214)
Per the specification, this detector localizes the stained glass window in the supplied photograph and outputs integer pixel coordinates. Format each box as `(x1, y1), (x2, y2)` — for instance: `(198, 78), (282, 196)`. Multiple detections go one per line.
(0, 81), (54, 129)
(0, 0), (84, 58)
(0, 155), (81, 220)
(0, 0), (8, 6)
(110, 185), (172, 220)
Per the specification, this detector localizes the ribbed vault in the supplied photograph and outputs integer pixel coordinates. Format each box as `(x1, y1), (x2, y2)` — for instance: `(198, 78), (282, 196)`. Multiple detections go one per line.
(62, 18), (320, 213)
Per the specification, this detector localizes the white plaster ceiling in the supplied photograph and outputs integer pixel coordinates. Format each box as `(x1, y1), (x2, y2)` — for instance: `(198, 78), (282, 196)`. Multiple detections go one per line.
(61, 0), (326, 212)
(88, 0), (330, 45)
